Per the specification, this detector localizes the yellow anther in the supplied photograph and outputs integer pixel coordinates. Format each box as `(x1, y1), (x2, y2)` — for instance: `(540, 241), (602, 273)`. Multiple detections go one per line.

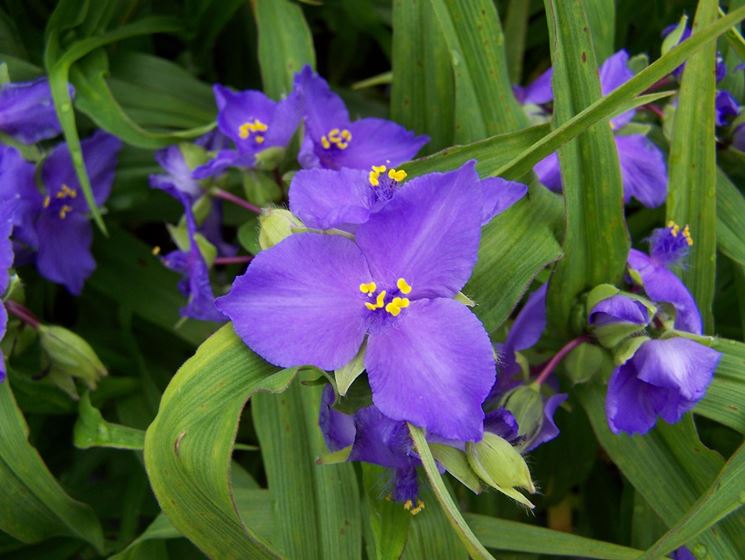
(359, 282), (377, 295)
(337, 141), (349, 150)
(375, 290), (386, 308)
(321, 135), (331, 149)
(369, 170), (380, 187)
(372, 165), (387, 173)
(238, 123), (252, 139)
(58, 205), (73, 220)
(341, 129), (352, 141)
(255, 135), (265, 144)
(385, 301), (402, 317)
(152, 246), (161, 256)
(328, 128), (341, 141)
(396, 277), (412, 295)
(409, 500), (425, 515)
(253, 119), (268, 132)
(322, 128), (352, 150)
(364, 301), (378, 311)
(43, 196), (51, 208)
(398, 297), (410, 308)
(388, 168), (407, 182)
(682, 224), (693, 246)
(403, 500), (413, 511)
(239, 119), (268, 140)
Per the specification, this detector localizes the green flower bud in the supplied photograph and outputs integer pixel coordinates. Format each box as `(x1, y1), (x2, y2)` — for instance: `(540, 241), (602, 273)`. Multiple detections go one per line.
(258, 209), (304, 250)
(39, 325), (107, 395)
(466, 432), (535, 508)
(586, 284), (656, 349)
(501, 385), (544, 446)
(254, 146), (286, 171)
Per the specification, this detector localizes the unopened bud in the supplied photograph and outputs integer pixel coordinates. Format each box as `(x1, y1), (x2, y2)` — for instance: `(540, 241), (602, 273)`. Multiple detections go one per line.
(258, 209), (303, 250)
(466, 432), (535, 508)
(39, 325), (107, 394)
(254, 146), (286, 171)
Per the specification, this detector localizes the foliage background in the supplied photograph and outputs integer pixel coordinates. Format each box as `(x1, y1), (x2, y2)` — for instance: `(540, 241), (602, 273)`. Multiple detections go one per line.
(1, 0), (744, 559)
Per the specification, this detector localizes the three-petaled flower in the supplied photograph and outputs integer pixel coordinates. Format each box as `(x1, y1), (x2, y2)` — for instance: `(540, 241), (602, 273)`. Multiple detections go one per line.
(294, 66), (429, 170)
(0, 78), (72, 144)
(220, 163), (496, 440)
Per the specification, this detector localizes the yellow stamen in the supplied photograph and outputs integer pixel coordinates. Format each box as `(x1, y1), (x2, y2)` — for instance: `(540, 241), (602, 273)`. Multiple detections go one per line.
(409, 500), (425, 515)
(43, 196), (51, 208)
(328, 128), (341, 141)
(385, 301), (401, 317)
(682, 224), (693, 246)
(321, 135), (331, 149)
(341, 129), (352, 141)
(403, 500), (413, 511)
(321, 128), (352, 150)
(396, 277), (412, 295)
(359, 282), (377, 295)
(364, 289), (387, 311)
(375, 290), (386, 308)
(255, 135), (265, 144)
(388, 168), (407, 182)
(239, 119), (268, 140)
(369, 171), (380, 187)
(238, 123), (251, 139)
(337, 141), (349, 149)
(58, 205), (73, 220)
(398, 297), (410, 308)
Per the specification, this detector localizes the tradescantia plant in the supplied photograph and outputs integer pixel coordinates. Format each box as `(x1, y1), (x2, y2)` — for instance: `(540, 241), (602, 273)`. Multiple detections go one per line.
(1, 0), (745, 559)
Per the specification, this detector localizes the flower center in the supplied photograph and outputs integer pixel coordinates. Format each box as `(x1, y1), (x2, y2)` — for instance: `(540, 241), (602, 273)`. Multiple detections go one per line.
(321, 128), (352, 150)
(43, 184), (78, 220)
(359, 277), (412, 317)
(368, 165), (407, 187)
(238, 119), (269, 145)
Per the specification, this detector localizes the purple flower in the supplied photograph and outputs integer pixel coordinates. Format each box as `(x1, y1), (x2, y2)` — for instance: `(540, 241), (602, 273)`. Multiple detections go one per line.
(219, 163), (495, 440)
(151, 169), (225, 323)
(150, 145), (204, 199)
(589, 294), (650, 328)
(492, 284), (547, 397)
(288, 161), (526, 232)
(627, 223), (701, 334)
(0, 145), (39, 249)
(192, 84), (301, 178)
(294, 66), (429, 170)
(606, 337), (720, 434)
(0, 78), (72, 144)
(671, 547), (696, 560)
(8, 131), (121, 295)
(513, 68), (554, 106)
(525, 393), (567, 451)
(0, 197), (17, 381)
(715, 90), (739, 127)
(528, 51), (668, 207)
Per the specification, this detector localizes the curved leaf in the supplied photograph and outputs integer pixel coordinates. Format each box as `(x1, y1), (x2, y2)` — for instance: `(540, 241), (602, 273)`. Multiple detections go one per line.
(144, 324), (293, 559)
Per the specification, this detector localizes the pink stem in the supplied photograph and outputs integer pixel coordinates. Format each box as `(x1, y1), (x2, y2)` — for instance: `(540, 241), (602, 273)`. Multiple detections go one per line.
(642, 104), (665, 119)
(534, 335), (591, 385)
(4, 300), (40, 329)
(211, 188), (262, 215)
(214, 255), (254, 265)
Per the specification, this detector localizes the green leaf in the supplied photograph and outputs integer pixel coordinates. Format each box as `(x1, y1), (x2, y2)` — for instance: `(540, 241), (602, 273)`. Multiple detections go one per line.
(666, 0), (718, 333)
(716, 167), (745, 268)
(402, 124), (550, 178)
(88, 226), (214, 346)
(408, 424), (494, 560)
(695, 337), (745, 434)
(0, 381), (104, 551)
(252, 381), (362, 560)
(492, 5), (745, 181)
(584, 0), (615, 62)
(466, 513), (643, 559)
(429, 0), (526, 141)
(361, 464), (411, 560)
(253, 0), (315, 99)
(73, 392), (145, 450)
(144, 325), (293, 559)
(467, 188), (563, 333)
(578, 382), (745, 558)
(71, 52), (215, 150)
(543, 0), (629, 336)
(503, 0), (531, 83)
(44, 13), (183, 233)
(391, 0), (454, 153)
(638, 441), (745, 559)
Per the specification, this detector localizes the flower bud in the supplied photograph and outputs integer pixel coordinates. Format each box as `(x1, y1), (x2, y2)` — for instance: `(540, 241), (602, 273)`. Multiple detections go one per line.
(258, 209), (303, 250)
(466, 432), (535, 508)
(586, 285), (655, 349)
(39, 325), (107, 395)
(500, 385), (544, 444)
(254, 146), (286, 171)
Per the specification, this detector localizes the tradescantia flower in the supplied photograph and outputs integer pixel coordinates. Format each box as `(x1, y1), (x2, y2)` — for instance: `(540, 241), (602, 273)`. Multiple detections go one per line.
(9, 130), (121, 295)
(294, 66), (429, 170)
(627, 222), (701, 334)
(150, 170), (225, 323)
(522, 50), (668, 208)
(0, 196), (17, 381)
(0, 78), (72, 144)
(219, 163), (496, 440)
(288, 161), (527, 231)
(192, 84), (301, 178)
(605, 336), (720, 435)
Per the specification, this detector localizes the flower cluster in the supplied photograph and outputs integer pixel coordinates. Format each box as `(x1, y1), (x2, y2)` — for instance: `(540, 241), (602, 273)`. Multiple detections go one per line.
(0, 78), (121, 295)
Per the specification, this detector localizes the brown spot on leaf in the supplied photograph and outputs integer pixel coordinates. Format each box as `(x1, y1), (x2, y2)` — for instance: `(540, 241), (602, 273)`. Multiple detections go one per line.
(581, 51), (587, 63)
(174, 431), (186, 456)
